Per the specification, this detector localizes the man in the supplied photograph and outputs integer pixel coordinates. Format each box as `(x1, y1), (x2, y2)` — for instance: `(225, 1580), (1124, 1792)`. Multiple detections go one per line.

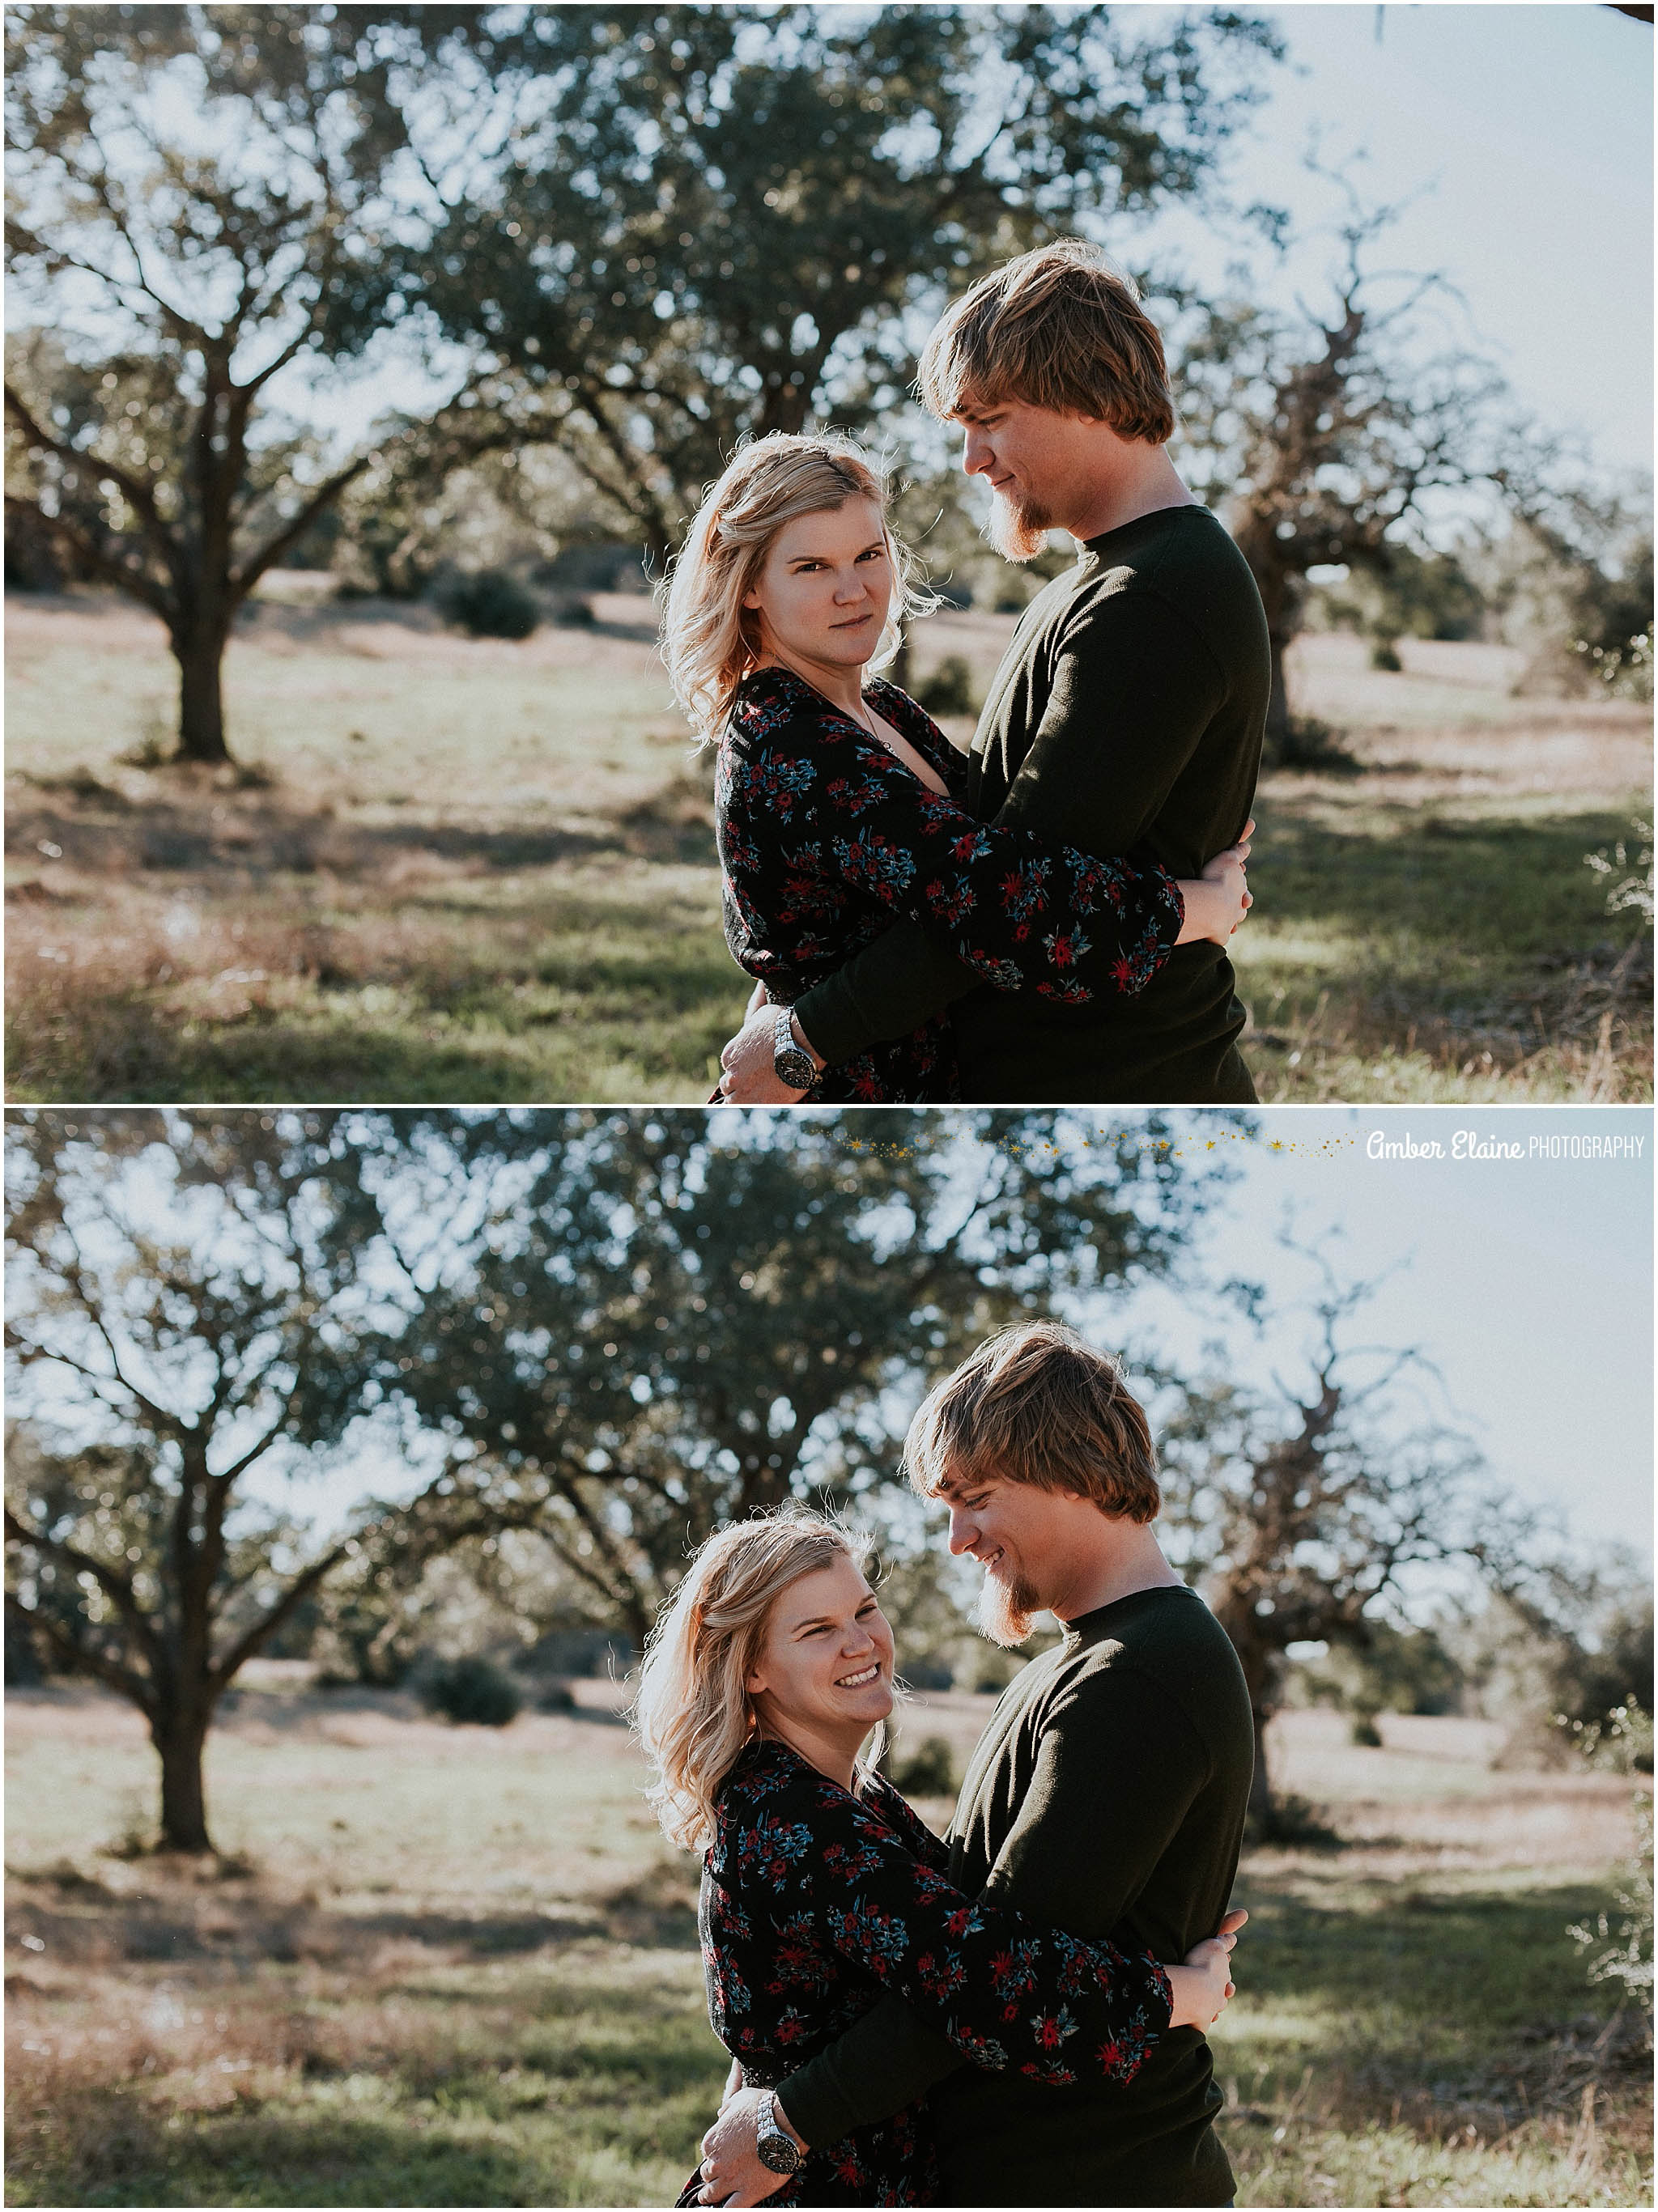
(695, 1321), (1256, 2209)
(717, 240), (1269, 1105)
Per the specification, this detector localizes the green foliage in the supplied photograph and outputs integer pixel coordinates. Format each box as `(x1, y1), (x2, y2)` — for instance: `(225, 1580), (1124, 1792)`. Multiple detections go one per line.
(373, 1110), (1226, 1638)
(419, 1654), (523, 1728)
(436, 567), (541, 642)
(1315, 544), (1488, 644)
(889, 1733), (957, 1798)
(409, 4), (1281, 554)
(1369, 635), (1403, 673)
(1265, 714), (1362, 776)
(1584, 817), (1655, 925)
(1566, 1703), (1654, 2010)
(913, 653), (979, 718)
(1301, 1620), (1467, 1719)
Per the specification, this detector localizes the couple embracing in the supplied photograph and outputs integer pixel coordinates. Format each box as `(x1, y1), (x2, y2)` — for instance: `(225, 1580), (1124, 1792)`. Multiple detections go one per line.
(634, 1323), (1256, 2209)
(658, 240), (1269, 1106)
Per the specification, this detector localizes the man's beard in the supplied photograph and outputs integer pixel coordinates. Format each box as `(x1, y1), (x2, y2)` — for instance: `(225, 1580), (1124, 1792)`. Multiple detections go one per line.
(976, 1561), (1045, 1649)
(986, 490), (1055, 564)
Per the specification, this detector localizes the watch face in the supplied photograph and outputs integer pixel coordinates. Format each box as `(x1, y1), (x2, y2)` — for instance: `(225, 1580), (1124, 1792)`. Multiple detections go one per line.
(757, 2135), (800, 2176)
(774, 1046), (816, 1090)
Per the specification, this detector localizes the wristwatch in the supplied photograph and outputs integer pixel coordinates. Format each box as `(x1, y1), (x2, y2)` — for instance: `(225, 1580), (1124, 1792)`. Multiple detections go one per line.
(755, 2090), (803, 2176)
(771, 1006), (817, 1093)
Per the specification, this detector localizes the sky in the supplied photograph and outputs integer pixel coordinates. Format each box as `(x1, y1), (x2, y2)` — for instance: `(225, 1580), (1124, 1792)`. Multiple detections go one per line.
(1098, 1105), (1652, 1571)
(1155, 2), (1655, 481)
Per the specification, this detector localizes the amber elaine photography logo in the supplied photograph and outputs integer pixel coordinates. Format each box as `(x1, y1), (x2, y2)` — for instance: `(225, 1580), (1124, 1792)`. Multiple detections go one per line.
(1365, 1128), (1647, 1162)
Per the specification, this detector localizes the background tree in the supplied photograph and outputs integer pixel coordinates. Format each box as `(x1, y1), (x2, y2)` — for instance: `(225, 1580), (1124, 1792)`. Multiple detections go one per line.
(1156, 1249), (1508, 1830)
(406, 2), (1282, 563)
(370, 1107), (1235, 1644)
(3, 6), (501, 764)
(2, 1109), (446, 1853)
(1174, 176), (1508, 756)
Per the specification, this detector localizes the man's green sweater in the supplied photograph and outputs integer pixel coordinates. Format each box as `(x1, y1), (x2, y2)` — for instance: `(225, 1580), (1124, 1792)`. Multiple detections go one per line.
(779, 1586), (1256, 2207)
(792, 504), (1269, 1103)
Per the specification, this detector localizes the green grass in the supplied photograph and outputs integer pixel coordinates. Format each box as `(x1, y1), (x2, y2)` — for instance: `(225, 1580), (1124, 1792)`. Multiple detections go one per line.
(6, 1691), (1649, 2208)
(5, 597), (1651, 1102)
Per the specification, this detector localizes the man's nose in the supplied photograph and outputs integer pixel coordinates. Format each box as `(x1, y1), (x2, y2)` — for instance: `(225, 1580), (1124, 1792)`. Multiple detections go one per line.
(946, 1504), (976, 1555)
(961, 427), (991, 476)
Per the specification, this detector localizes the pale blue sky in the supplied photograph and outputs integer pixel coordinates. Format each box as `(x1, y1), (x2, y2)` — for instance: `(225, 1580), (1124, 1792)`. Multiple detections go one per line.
(1099, 1106), (1652, 1567)
(1138, 2), (1653, 478)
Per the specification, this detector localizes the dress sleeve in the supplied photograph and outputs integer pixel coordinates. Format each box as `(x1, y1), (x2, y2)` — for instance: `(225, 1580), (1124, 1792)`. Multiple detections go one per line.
(738, 1785), (1172, 2091)
(736, 707), (1184, 1007)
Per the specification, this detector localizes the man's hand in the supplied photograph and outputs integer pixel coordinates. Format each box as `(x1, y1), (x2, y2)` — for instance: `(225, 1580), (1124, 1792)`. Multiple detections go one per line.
(696, 2084), (797, 2205)
(716, 1014), (809, 1104)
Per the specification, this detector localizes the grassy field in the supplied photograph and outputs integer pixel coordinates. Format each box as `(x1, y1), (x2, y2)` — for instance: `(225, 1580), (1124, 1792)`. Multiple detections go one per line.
(6, 1679), (1651, 2208)
(5, 588), (1652, 1103)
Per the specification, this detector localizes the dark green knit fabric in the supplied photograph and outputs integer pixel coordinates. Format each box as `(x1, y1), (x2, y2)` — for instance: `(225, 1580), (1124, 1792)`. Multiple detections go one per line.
(779, 1586), (1256, 2207)
(792, 504), (1269, 1102)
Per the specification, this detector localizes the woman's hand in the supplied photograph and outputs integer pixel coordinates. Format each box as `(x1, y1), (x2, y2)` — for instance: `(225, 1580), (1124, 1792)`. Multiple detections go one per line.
(1173, 819), (1254, 946)
(1164, 1906), (1247, 2031)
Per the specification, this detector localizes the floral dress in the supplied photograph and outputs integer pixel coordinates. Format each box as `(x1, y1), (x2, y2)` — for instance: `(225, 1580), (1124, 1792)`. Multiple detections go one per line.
(716, 666), (1187, 1102)
(682, 1737), (1174, 2207)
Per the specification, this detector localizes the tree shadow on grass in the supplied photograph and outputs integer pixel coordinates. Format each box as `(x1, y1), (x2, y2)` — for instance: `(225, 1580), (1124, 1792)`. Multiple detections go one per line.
(1255, 805), (1649, 969)
(15, 2097), (551, 2208)
(1228, 1870), (1630, 2077)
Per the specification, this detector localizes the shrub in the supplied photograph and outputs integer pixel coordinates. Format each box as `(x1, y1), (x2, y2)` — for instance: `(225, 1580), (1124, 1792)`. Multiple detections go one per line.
(436, 567), (540, 640)
(1268, 714), (1363, 777)
(1369, 633), (1403, 672)
(915, 654), (978, 717)
(420, 1655), (522, 1727)
(891, 1734), (957, 1797)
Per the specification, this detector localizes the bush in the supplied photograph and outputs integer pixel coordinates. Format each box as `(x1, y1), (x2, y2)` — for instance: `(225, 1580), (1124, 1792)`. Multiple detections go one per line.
(436, 567), (541, 640)
(890, 1734), (958, 1797)
(1268, 715), (1363, 777)
(914, 653), (979, 717)
(420, 1655), (522, 1727)
(1350, 1711), (1384, 1747)
(1369, 634), (1403, 672)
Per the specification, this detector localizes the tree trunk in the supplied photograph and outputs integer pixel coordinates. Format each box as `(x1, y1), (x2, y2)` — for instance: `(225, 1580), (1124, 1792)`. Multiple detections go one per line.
(152, 1711), (215, 1853)
(172, 625), (233, 765)
(1247, 1700), (1274, 1828)
(1237, 539), (1299, 758)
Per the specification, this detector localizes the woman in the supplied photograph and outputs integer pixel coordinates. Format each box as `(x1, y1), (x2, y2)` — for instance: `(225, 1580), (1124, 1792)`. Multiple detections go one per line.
(658, 432), (1251, 1103)
(632, 1509), (1242, 2207)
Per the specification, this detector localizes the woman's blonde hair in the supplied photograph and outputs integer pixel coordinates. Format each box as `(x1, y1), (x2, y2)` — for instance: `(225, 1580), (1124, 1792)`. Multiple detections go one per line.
(657, 431), (935, 747)
(631, 1505), (876, 1853)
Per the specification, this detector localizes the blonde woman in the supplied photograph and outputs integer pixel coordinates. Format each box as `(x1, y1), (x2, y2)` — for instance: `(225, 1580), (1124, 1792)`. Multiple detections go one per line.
(633, 1510), (1241, 2206)
(658, 435), (1251, 1103)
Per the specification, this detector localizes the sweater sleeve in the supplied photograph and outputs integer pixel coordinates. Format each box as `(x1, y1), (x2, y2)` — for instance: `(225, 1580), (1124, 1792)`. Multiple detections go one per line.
(792, 590), (1231, 1065)
(741, 1785), (1173, 2120)
(723, 705), (1184, 1018)
(777, 1664), (1217, 2150)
